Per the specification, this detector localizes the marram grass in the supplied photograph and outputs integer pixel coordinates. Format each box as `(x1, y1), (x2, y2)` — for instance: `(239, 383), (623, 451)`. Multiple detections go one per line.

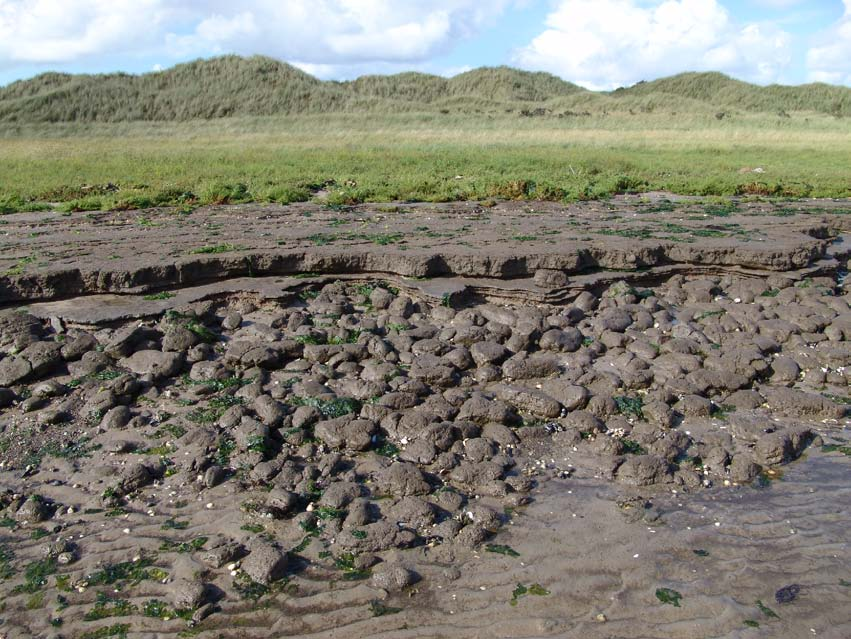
(1, 111), (849, 212)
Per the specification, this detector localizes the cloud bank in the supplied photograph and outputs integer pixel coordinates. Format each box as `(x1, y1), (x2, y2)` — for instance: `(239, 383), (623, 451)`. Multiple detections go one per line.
(806, 0), (851, 85)
(513, 0), (792, 90)
(1, 0), (850, 86)
(0, 0), (508, 76)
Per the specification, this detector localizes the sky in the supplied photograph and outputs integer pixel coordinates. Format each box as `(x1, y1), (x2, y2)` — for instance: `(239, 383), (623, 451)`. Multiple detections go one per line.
(1, 0), (850, 89)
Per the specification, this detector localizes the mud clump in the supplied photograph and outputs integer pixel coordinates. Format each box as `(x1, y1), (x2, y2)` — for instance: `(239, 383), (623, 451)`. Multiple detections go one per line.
(0, 269), (849, 637)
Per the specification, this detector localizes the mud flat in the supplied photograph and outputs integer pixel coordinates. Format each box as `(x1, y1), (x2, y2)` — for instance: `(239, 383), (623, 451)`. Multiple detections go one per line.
(0, 197), (849, 638)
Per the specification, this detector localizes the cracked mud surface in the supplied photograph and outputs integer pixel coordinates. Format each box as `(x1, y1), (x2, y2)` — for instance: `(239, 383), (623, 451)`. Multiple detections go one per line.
(0, 197), (849, 639)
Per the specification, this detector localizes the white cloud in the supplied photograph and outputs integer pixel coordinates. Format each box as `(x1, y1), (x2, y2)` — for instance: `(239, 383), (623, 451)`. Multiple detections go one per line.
(513, 0), (792, 90)
(0, 0), (510, 76)
(0, 0), (165, 67)
(171, 1), (511, 68)
(806, 0), (851, 85)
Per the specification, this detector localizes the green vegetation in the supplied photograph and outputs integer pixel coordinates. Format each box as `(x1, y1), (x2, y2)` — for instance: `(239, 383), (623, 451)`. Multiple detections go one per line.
(240, 523), (265, 534)
(315, 506), (346, 521)
(186, 394), (244, 424)
(369, 600), (402, 617)
(510, 583), (550, 606)
(84, 557), (168, 589)
(485, 544), (520, 557)
(159, 537), (208, 554)
(189, 243), (244, 255)
(232, 573), (270, 601)
(3, 58), (850, 124)
(142, 291), (175, 301)
(215, 438), (237, 466)
(756, 600), (779, 619)
(620, 439), (646, 455)
(655, 587), (683, 607)
(3, 254), (37, 275)
(17, 435), (100, 469)
(83, 593), (137, 621)
(165, 312), (218, 343)
(291, 396), (362, 419)
(0, 60), (848, 212)
(614, 396), (645, 420)
(142, 598), (193, 621)
(181, 374), (250, 393)
(821, 444), (851, 456)
(334, 552), (371, 580)
(373, 438), (400, 458)
(80, 624), (130, 639)
(0, 544), (14, 580)
(13, 557), (58, 594)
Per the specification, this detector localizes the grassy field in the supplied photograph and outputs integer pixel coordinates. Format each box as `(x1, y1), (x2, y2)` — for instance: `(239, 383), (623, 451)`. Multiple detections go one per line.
(1, 110), (850, 213)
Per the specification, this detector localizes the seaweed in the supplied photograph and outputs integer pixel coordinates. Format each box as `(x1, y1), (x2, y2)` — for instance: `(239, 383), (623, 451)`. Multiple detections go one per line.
(334, 553), (371, 580)
(655, 587), (682, 607)
(13, 557), (58, 593)
(181, 374), (251, 393)
(291, 396), (361, 419)
(821, 444), (851, 456)
(158, 537), (208, 553)
(161, 518), (189, 531)
(83, 593), (137, 621)
(142, 599), (193, 620)
(232, 573), (269, 601)
(215, 438), (237, 466)
(240, 523), (265, 534)
(614, 396), (644, 420)
(621, 439), (646, 455)
(485, 544), (520, 557)
(80, 624), (130, 639)
(510, 583), (550, 606)
(369, 600), (402, 616)
(190, 243), (243, 254)
(756, 600), (779, 619)
(291, 535), (313, 553)
(315, 506), (346, 520)
(142, 292), (175, 301)
(374, 438), (400, 457)
(85, 557), (167, 588)
(0, 544), (14, 580)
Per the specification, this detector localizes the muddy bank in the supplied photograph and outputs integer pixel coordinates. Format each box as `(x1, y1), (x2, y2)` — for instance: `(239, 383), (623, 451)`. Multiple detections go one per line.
(0, 197), (849, 638)
(1, 197), (850, 304)
(0, 269), (849, 638)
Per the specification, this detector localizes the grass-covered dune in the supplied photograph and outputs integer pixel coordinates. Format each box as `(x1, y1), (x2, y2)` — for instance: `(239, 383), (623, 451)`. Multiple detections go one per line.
(0, 56), (849, 212)
(2, 56), (850, 122)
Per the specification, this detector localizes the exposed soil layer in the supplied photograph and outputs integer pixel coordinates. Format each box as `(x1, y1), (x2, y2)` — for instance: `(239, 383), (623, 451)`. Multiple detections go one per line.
(1, 196), (850, 305)
(0, 198), (849, 638)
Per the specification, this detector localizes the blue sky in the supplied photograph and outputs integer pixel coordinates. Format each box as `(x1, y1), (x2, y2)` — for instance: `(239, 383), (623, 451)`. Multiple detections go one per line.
(1, 0), (850, 89)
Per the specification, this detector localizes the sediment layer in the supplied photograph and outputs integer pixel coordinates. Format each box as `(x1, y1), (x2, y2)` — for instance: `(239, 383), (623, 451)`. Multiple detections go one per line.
(1, 197), (848, 306)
